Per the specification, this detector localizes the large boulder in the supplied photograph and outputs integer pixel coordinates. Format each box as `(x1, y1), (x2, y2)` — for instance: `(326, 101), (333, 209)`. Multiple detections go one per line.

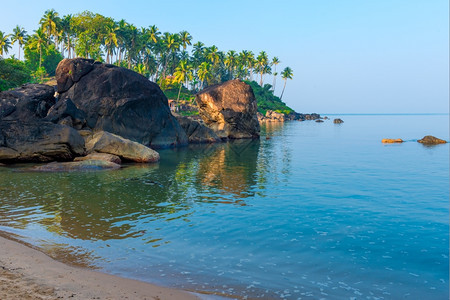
(56, 58), (188, 148)
(85, 131), (160, 163)
(417, 135), (447, 145)
(176, 115), (221, 143)
(1, 84), (55, 120)
(0, 121), (85, 162)
(74, 152), (122, 164)
(195, 80), (260, 139)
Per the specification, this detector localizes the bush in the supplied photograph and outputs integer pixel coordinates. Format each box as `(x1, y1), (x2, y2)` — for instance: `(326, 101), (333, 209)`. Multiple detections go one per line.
(245, 80), (294, 115)
(0, 58), (32, 91)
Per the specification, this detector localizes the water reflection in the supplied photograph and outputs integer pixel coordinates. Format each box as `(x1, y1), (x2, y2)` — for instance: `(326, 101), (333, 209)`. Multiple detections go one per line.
(0, 140), (261, 245)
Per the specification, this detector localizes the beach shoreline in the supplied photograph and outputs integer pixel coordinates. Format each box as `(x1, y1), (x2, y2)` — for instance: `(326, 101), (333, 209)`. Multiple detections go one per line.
(0, 233), (200, 300)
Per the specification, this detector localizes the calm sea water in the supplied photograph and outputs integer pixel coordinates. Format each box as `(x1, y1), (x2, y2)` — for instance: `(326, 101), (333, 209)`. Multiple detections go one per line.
(0, 114), (448, 299)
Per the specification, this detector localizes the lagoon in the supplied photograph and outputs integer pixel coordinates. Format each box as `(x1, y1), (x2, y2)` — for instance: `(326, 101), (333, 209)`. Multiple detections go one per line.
(0, 114), (448, 299)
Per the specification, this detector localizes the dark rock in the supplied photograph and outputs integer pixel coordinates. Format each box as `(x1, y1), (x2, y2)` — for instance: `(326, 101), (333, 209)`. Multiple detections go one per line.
(0, 121), (85, 163)
(256, 112), (266, 123)
(26, 160), (121, 172)
(196, 80), (260, 139)
(56, 58), (188, 148)
(74, 152), (122, 164)
(0, 84), (55, 120)
(333, 118), (344, 124)
(176, 115), (221, 143)
(86, 131), (160, 163)
(45, 98), (86, 129)
(304, 113), (321, 120)
(417, 135), (447, 145)
(315, 119), (324, 123)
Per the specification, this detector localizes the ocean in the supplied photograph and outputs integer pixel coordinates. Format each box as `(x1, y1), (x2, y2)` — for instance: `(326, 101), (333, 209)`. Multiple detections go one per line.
(0, 114), (448, 299)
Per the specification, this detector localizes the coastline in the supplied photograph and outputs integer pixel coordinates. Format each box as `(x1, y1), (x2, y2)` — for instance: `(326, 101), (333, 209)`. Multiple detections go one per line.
(0, 233), (200, 300)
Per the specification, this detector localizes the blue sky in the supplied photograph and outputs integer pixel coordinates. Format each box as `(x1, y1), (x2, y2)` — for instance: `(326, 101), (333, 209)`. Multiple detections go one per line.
(1, 0), (448, 113)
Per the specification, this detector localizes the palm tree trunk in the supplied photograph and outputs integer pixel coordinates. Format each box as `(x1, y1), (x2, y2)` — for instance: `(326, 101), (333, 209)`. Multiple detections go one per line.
(177, 83), (182, 103)
(39, 47), (42, 68)
(260, 71), (263, 86)
(18, 44), (21, 60)
(280, 80), (287, 100)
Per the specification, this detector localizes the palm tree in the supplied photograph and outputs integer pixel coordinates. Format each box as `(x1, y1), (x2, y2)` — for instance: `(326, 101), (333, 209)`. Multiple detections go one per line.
(198, 61), (212, 89)
(27, 28), (48, 68)
(11, 26), (28, 60)
(148, 25), (160, 43)
(104, 25), (118, 63)
(173, 60), (193, 103)
(0, 31), (11, 57)
(116, 19), (128, 64)
(39, 9), (60, 45)
(224, 50), (237, 80)
(256, 51), (269, 86)
(280, 67), (293, 100)
(179, 30), (192, 51)
(59, 14), (73, 57)
(161, 32), (180, 80)
(271, 57), (280, 92)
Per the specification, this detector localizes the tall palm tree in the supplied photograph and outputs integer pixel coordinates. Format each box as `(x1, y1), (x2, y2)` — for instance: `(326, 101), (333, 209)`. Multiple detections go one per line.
(198, 61), (211, 89)
(256, 51), (269, 86)
(280, 67), (293, 100)
(271, 57), (280, 92)
(11, 26), (28, 60)
(173, 60), (193, 102)
(104, 25), (118, 63)
(0, 31), (11, 57)
(116, 19), (128, 64)
(224, 50), (237, 80)
(39, 9), (60, 45)
(59, 14), (73, 58)
(179, 30), (192, 51)
(148, 25), (160, 43)
(161, 32), (180, 79)
(27, 28), (48, 68)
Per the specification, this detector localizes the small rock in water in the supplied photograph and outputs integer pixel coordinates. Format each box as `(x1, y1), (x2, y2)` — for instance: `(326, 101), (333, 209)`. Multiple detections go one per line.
(26, 160), (121, 172)
(333, 118), (344, 124)
(417, 135), (447, 145)
(382, 139), (404, 143)
(315, 119), (324, 123)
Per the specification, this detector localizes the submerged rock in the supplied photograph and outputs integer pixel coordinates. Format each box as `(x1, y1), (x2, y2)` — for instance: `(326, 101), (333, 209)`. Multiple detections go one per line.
(26, 160), (121, 172)
(56, 58), (188, 148)
(382, 138), (404, 143)
(417, 135), (447, 145)
(86, 131), (160, 163)
(196, 80), (260, 139)
(315, 119), (324, 123)
(74, 152), (122, 164)
(176, 115), (221, 143)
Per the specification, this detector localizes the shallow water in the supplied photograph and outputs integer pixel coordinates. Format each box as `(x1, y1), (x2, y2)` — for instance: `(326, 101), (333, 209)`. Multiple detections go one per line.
(0, 114), (448, 299)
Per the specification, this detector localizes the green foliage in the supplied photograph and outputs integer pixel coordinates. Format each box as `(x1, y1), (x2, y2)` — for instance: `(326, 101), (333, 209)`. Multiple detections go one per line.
(245, 80), (294, 115)
(0, 58), (32, 91)
(31, 67), (46, 83)
(24, 44), (63, 76)
(163, 86), (195, 102)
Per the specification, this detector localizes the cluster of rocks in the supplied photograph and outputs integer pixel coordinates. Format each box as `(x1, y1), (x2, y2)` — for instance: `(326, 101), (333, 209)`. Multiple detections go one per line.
(258, 111), (322, 123)
(382, 135), (447, 145)
(0, 60), (262, 170)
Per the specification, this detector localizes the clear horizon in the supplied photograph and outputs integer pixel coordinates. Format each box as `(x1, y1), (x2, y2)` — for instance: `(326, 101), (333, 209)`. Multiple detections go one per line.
(1, 0), (448, 114)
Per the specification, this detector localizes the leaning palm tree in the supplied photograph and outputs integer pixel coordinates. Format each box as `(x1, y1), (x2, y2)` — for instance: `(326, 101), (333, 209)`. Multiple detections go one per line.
(26, 28), (48, 68)
(271, 57), (280, 92)
(39, 9), (60, 45)
(11, 26), (28, 60)
(173, 60), (193, 103)
(280, 67), (293, 100)
(0, 31), (12, 58)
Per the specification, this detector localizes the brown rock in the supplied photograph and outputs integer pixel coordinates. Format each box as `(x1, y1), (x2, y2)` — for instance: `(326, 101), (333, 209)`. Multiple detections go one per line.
(86, 131), (159, 163)
(265, 110), (285, 122)
(74, 153), (121, 164)
(176, 115), (221, 143)
(382, 139), (404, 143)
(417, 135), (447, 145)
(333, 118), (344, 124)
(196, 80), (260, 139)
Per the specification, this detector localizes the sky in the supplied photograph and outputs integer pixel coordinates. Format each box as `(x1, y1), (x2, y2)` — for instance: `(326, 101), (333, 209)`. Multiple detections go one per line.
(1, 0), (448, 114)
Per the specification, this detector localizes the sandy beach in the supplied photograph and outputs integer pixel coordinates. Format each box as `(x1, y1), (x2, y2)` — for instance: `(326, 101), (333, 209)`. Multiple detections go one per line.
(0, 234), (199, 300)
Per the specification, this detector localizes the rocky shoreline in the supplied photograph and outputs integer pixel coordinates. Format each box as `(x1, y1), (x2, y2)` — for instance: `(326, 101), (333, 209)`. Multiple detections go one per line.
(0, 58), (324, 169)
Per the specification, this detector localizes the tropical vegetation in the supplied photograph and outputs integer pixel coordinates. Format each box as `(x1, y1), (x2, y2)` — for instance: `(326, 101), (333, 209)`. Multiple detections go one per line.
(0, 8), (295, 113)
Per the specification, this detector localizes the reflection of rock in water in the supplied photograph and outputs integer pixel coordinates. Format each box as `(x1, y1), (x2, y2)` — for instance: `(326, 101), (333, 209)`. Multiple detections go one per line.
(260, 122), (285, 137)
(196, 140), (260, 200)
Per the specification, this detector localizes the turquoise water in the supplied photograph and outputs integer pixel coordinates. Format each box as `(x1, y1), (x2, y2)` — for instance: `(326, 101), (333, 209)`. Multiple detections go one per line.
(0, 114), (448, 299)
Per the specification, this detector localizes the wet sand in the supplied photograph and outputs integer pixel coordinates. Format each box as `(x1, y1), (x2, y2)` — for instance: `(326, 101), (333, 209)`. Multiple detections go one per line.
(0, 235), (199, 299)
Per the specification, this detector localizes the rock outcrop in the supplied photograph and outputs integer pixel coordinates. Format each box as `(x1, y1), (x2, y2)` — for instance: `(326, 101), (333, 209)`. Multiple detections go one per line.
(417, 135), (447, 145)
(382, 138), (404, 143)
(56, 58), (188, 148)
(333, 118), (344, 124)
(85, 131), (160, 163)
(44, 98), (86, 129)
(195, 80), (260, 139)
(176, 115), (221, 143)
(0, 84), (85, 163)
(74, 152), (122, 164)
(26, 160), (121, 172)
(265, 110), (285, 122)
